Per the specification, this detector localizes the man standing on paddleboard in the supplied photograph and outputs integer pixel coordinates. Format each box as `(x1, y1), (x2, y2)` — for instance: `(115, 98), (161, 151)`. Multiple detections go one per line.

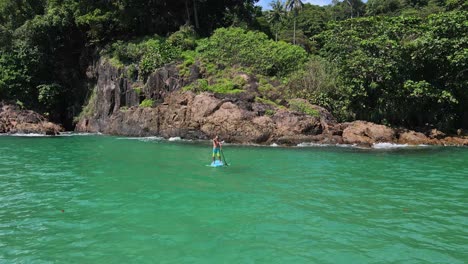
(212, 135), (222, 163)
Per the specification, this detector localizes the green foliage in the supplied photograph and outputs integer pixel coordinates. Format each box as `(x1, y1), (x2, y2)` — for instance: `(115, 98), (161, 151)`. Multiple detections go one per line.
(139, 99), (154, 108)
(366, 0), (402, 15)
(178, 50), (197, 78)
(286, 56), (351, 120)
(139, 41), (181, 76)
(446, 0), (468, 10)
(76, 87), (97, 122)
(104, 37), (182, 78)
(266, 0), (286, 41)
(0, 0), (45, 30)
(0, 42), (40, 105)
(255, 96), (282, 107)
(184, 78), (244, 94)
(108, 57), (124, 69)
(167, 25), (197, 51)
(184, 79), (209, 92)
(75, 7), (118, 43)
(196, 27), (308, 76)
(265, 109), (275, 116)
(288, 99), (319, 117)
(317, 11), (468, 129)
(208, 78), (244, 94)
(37, 83), (62, 111)
(200, 61), (218, 76)
(133, 86), (143, 95)
(182, 50), (196, 67)
(258, 77), (275, 94)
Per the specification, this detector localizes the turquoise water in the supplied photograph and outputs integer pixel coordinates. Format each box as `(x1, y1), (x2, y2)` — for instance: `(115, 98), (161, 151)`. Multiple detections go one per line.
(1, 135), (467, 263)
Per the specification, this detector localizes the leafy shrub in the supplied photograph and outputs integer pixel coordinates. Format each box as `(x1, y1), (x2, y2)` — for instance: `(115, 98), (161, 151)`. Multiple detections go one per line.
(37, 83), (62, 112)
(178, 50), (197, 78)
(167, 25), (197, 51)
(138, 39), (181, 76)
(139, 99), (154, 108)
(208, 78), (244, 94)
(104, 36), (182, 78)
(288, 99), (319, 117)
(182, 50), (196, 67)
(196, 27), (308, 76)
(286, 56), (351, 120)
(76, 88), (97, 122)
(255, 97), (281, 107)
(183, 79), (209, 92)
(257, 76), (275, 94)
(184, 78), (243, 94)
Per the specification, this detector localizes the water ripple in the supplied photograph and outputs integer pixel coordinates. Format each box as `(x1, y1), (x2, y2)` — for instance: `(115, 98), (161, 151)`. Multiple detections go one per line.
(0, 136), (467, 263)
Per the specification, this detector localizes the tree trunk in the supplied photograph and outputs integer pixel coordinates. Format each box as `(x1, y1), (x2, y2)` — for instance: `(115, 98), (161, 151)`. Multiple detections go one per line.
(293, 18), (296, 45)
(275, 23), (278, 42)
(346, 0), (354, 18)
(185, 0), (191, 25)
(193, 0), (199, 29)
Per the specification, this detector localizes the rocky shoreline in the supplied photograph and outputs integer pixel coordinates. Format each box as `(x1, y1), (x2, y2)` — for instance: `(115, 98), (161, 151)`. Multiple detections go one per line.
(2, 58), (466, 147)
(0, 103), (63, 136)
(75, 91), (468, 147)
(73, 59), (468, 147)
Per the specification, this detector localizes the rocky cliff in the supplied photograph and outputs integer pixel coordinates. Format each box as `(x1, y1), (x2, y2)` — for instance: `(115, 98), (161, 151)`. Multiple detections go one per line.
(76, 59), (468, 147)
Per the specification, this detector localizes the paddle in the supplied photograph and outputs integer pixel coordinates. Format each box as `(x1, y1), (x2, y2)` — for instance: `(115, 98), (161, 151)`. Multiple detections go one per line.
(220, 149), (229, 166)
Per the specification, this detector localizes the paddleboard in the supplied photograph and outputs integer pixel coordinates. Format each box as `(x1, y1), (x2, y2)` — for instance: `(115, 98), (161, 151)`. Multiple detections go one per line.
(209, 160), (224, 167)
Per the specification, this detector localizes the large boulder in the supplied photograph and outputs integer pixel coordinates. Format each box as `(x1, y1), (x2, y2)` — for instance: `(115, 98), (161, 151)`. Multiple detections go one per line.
(272, 109), (322, 137)
(342, 121), (396, 145)
(440, 137), (468, 146)
(201, 101), (266, 143)
(0, 103), (63, 135)
(398, 131), (434, 145)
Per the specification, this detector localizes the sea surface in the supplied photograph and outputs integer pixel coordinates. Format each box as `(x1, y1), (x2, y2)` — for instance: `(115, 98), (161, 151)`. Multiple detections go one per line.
(1, 135), (467, 263)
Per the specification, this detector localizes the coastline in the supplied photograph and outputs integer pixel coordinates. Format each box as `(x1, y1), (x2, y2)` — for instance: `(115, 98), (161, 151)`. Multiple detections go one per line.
(72, 59), (467, 148)
(2, 132), (466, 150)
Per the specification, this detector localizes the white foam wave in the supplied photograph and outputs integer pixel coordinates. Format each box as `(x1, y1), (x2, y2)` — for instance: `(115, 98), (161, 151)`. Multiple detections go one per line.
(2, 133), (49, 137)
(297, 142), (332, 147)
(336, 144), (358, 148)
(59, 132), (102, 137)
(117, 136), (164, 142)
(168, 137), (182, 141)
(372, 143), (409, 149)
(270, 143), (278, 147)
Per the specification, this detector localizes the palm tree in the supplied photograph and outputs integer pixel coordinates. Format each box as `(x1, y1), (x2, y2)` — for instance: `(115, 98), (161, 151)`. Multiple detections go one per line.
(285, 0), (303, 45)
(267, 0), (285, 41)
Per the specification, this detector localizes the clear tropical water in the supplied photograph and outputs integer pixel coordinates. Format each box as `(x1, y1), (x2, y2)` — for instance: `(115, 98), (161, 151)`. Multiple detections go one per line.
(1, 135), (467, 263)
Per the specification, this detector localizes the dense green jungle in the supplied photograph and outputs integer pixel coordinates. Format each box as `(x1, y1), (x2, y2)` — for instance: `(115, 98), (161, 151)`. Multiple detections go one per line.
(0, 0), (466, 131)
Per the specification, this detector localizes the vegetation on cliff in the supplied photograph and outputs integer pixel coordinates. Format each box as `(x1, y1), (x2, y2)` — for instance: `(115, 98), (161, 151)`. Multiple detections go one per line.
(0, 0), (466, 132)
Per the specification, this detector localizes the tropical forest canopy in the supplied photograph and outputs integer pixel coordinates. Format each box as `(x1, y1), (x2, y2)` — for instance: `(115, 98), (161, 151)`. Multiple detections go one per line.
(0, 0), (466, 131)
